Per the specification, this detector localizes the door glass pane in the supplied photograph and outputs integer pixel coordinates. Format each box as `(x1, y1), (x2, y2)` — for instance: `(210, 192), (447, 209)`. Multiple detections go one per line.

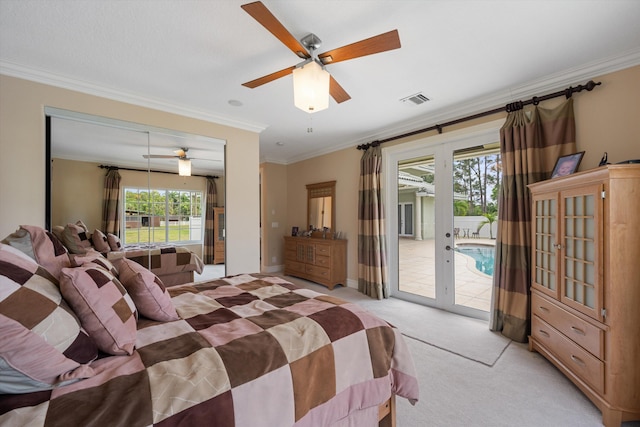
(398, 157), (435, 299)
(452, 149), (501, 311)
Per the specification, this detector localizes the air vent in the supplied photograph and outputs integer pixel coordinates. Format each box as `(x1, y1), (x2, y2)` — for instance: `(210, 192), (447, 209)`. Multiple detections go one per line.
(400, 93), (430, 106)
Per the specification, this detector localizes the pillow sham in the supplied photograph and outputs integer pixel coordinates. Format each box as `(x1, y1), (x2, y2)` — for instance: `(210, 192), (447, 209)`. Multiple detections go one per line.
(115, 258), (179, 322)
(91, 229), (111, 253)
(70, 249), (120, 277)
(61, 223), (93, 254)
(0, 243), (97, 393)
(1, 225), (71, 279)
(107, 233), (122, 251)
(60, 265), (137, 355)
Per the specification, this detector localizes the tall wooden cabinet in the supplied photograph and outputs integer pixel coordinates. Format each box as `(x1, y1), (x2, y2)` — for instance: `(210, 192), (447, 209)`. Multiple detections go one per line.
(283, 236), (346, 290)
(528, 165), (640, 427)
(213, 207), (225, 264)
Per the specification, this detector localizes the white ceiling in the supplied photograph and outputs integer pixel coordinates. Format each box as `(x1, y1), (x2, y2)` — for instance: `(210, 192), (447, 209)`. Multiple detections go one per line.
(1, 0), (640, 169)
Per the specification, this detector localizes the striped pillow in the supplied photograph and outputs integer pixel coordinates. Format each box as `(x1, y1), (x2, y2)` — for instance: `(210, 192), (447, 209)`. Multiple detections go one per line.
(60, 265), (137, 355)
(0, 243), (97, 393)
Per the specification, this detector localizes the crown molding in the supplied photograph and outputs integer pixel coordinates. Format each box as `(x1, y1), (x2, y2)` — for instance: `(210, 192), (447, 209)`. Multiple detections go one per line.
(0, 60), (268, 134)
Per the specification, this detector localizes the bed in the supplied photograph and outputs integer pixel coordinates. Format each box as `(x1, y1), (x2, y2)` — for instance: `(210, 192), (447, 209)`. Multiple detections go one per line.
(0, 229), (419, 427)
(50, 222), (205, 286)
(105, 244), (204, 286)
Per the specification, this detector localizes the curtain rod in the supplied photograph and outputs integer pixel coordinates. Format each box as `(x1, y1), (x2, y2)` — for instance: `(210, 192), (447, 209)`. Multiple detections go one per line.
(98, 164), (218, 179)
(356, 79), (601, 151)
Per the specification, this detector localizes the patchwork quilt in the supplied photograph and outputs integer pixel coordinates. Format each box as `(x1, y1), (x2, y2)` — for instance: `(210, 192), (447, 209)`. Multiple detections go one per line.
(106, 245), (204, 276)
(0, 274), (419, 427)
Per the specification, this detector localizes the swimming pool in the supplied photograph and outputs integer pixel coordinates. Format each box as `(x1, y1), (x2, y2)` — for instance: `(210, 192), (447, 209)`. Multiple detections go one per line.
(455, 245), (496, 276)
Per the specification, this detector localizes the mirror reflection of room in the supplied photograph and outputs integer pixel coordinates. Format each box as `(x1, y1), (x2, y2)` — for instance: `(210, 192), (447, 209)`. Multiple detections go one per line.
(307, 181), (336, 232)
(47, 109), (226, 283)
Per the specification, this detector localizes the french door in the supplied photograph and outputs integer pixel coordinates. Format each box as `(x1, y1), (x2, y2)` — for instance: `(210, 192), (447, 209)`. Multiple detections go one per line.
(384, 121), (502, 319)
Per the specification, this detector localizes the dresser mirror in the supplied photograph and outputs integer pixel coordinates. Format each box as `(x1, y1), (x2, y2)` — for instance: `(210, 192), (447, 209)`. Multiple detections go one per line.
(307, 181), (336, 231)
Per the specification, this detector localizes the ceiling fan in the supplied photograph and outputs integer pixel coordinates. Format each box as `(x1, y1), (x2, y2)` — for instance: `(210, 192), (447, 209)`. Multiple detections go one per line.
(143, 148), (220, 176)
(240, 1), (401, 107)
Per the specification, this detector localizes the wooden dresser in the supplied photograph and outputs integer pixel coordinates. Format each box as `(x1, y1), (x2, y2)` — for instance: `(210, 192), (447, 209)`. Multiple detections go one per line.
(213, 207), (225, 264)
(528, 165), (640, 427)
(283, 236), (347, 290)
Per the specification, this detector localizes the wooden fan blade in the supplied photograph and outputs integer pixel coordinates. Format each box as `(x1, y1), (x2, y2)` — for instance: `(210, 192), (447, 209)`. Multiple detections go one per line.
(318, 30), (401, 65)
(241, 1), (310, 59)
(329, 76), (351, 104)
(242, 65), (296, 88)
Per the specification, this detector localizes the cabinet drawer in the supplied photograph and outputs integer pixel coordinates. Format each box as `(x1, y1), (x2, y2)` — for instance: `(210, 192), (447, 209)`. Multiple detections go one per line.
(306, 264), (330, 280)
(285, 249), (298, 261)
(285, 261), (306, 274)
(285, 239), (298, 251)
(532, 316), (604, 394)
(314, 244), (332, 257)
(532, 292), (604, 359)
(314, 255), (331, 268)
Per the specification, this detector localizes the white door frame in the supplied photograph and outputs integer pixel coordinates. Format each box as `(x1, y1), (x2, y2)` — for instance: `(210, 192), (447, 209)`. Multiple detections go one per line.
(383, 119), (503, 317)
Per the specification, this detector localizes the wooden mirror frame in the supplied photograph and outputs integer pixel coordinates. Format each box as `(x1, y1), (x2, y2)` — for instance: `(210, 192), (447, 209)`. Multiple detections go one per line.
(306, 181), (336, 232)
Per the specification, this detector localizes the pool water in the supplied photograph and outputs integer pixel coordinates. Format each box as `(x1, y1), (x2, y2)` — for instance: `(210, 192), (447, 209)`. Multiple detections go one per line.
(456, 245), (496, 276)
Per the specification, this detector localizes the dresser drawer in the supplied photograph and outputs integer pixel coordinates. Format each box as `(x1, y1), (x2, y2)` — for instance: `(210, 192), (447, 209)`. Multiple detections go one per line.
(306, 264), (330, 281)
(314, 244), (332, 257)
(532, 292), (604, 359)
(532, 315), (604, 394)
(314, 255), (331, 268)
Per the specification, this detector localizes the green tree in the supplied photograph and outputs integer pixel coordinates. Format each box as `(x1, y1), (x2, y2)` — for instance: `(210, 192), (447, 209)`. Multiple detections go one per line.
(478, 212), (498, 239)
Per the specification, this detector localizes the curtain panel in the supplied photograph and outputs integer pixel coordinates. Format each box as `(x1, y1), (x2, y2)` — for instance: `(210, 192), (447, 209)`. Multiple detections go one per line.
(490, 98), (576, 342)
(203, 177), (218, 264)
(101, 169), (121, 236)
(358, 145), (388, 299)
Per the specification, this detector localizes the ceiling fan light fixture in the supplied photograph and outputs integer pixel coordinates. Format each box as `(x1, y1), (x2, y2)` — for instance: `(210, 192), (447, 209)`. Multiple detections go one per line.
(293, 60), (330, 113)
(178, 158), (191, 176)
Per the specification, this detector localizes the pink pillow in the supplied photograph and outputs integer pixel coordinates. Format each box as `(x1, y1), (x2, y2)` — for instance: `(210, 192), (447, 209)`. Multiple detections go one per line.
(91, 229), (110, 253)
(116, 258), (179, 322)
(70, 250), (119, 277)
(0, 243), (96, 393)
(107, 233), (122, 251)
(60, 265), (137, 355)
(1, 225), (71, 279)
(61, 223), (93, 254)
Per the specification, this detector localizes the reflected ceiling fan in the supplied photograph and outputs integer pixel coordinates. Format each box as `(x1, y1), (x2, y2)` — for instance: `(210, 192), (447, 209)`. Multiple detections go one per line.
(143, 148), (220, 176)
(241, 1), (401, 112)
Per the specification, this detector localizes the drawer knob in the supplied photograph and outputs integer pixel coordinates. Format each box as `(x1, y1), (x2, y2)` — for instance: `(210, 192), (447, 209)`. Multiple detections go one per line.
(538, 306), (550, 313)
(570, 326), (586, 336)
(538, 329), (550, 338)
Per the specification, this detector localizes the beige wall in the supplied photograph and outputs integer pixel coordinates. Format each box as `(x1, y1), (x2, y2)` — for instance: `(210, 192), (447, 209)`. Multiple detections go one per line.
(259, 162), (288, 271)
(278, 64), (640, 288)
(0, 75), (259, 274)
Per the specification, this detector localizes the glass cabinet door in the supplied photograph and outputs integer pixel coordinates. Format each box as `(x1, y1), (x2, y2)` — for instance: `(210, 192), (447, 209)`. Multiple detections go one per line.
(559, 184), (603, 320)
(532, 194), (559, 299)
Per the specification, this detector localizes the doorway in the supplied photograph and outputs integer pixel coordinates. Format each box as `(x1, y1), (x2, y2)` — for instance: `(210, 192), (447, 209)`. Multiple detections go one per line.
(384, 121), (502, 320)
(398, 202), (414, 236)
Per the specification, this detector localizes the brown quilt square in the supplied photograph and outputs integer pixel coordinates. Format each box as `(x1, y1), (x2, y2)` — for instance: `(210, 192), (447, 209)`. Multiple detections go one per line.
(366, 326), (395, 378)
(308, 306), (365, 342)
(138, 332), (211, 368)
(45, 370), (152, 427)
(155, 390), (235, 427)
(216, 331), (288, 388)
(290, 344), (336, 421)
(264, 292), (309, 309)
(216, 292), (259, 308)
(246, 309), (301, 330)
(186, 307), (240, 330)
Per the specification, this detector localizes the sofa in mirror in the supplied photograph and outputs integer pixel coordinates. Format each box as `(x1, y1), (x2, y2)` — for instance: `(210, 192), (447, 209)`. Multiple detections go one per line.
(307, 180), (336, 233)
(45, 107), (227, 284)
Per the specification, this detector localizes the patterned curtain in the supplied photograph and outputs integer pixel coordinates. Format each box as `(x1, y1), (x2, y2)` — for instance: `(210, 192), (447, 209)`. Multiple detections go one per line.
(358, 145), (388, 299)
(490, 98), (576, 342)
(203, 177), (218, 264)
(102, 169), (121, 235)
